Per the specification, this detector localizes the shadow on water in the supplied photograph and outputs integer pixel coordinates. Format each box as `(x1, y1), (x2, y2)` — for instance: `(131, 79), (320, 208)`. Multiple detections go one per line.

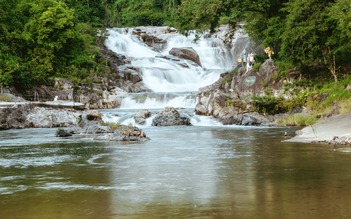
(1, 126), (351, 218)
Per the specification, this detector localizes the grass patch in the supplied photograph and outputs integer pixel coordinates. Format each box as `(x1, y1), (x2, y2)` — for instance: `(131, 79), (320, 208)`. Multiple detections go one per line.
(101, 121), (123, 131)
(0, 94), (12, 102)
(276, 114), (319, 126)
(305, 76), (351, 115)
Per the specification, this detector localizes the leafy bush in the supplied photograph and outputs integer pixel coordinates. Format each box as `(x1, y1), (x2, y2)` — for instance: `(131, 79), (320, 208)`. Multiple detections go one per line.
(251, 95), (287, 115)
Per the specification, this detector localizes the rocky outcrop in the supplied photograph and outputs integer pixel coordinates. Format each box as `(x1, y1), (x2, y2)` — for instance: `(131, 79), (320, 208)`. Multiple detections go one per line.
(234, 59), (282, 97)
(0, 105), (80, 130)
(152, 107), (191, 126)
(0, 105), (149, 142)
(73, 110), (150, 142)
(169, 47), (202, 66)
(132, 27), (168, 52)
(195, 59), (284, 125)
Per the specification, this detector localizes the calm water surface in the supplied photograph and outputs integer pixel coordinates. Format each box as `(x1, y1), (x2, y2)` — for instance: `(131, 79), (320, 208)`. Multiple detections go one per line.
(1, 126), (351, 218)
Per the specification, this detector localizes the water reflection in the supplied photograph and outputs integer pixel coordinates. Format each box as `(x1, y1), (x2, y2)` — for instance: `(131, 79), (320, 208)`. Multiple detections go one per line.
(1, 126), (351, 218)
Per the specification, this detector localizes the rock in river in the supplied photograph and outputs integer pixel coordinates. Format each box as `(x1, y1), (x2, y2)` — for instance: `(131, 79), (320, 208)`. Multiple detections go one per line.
(152, 107), (191, 126)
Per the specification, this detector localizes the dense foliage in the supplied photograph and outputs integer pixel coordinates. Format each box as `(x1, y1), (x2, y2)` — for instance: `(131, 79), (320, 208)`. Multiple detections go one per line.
(1, 0), (351, 90)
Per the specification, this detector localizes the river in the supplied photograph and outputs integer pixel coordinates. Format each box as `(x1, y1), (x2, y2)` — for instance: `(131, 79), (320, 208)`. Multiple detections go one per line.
(1, 27), (351, 218)
(1, 125), (351, 218)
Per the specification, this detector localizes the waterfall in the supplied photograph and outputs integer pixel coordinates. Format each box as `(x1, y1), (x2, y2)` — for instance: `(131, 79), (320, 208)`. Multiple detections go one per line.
(103, 26), (249, 126)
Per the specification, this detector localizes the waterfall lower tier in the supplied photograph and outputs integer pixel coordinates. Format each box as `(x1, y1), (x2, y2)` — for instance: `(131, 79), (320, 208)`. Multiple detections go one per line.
(101, 108), (223, 127)
(120, 92), (197, 109)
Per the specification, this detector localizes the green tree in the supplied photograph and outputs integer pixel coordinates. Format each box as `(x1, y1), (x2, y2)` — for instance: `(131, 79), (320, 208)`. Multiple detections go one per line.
(281, 0), (339, 81)
(328, 0), (351, 74)
(113, 0), (165, 26)
(19, 0), (76, 85)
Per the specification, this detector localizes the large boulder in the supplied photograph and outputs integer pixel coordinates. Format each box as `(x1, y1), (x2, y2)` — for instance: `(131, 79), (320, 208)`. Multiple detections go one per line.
(152, 107), (191, 126)
(0, 105), (80, 130)
(0, 105), (30, 130)
(169, 47), (202, 66)
(234, 59), (282, 97)
(26, 107), (80, 128)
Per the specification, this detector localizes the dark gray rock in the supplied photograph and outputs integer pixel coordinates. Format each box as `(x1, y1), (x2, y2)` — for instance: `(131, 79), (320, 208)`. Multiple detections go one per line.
(152, 107), (191, 126)
(56, 128), (73, 137)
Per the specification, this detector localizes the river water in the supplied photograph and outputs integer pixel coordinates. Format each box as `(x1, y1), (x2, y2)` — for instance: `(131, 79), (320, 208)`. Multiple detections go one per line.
(2, 27), (351, 218)
(1, 125), (351, 218)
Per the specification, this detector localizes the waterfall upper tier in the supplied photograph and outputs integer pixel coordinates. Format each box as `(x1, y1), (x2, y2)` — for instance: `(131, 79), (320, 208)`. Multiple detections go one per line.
(105, 26), (250, 94)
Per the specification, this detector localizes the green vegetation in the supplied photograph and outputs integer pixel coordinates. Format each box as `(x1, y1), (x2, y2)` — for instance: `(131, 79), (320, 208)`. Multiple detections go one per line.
(101, 121), (128, 131)
(276, 114), (318, 126)
(1, 0), (351, 124)
(0, 94), (12, 102)
(1, 0), (351, 89)
(275, 75), (351, 126)
(251, 95), (287, 115)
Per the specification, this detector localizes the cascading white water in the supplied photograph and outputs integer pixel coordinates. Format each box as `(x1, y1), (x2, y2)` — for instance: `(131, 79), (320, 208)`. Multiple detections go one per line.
(104, 26), (249, 126)
(105, 28), (242, 93)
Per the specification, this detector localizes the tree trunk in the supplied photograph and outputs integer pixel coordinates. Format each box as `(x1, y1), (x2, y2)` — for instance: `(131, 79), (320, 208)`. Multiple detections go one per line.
(323, 47), (338, 82)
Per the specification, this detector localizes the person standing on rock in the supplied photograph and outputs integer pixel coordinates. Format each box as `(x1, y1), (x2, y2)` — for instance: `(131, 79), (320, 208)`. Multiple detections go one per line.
(242, 53), (247, 68)
(264, 47), (274, 59)
(249, 53), (255, 66)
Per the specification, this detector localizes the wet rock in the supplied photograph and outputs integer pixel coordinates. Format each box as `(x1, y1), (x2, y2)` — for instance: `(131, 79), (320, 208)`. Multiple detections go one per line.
(169, 47), (202, 66)
(152, 107), (191, 126)
(77, 111), (112, 134)
(86, 110), (103, 121)
(94, 126), (150, 142)
(134, 109), (152, 125)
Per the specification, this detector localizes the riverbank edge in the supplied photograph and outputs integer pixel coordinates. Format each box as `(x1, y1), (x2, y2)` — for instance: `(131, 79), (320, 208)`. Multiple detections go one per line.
(1, 102), (351, 146)
(285, 113), (351, 146)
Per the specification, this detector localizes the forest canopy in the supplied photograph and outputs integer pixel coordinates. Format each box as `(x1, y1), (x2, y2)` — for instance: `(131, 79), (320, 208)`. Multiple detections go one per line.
(1, 0), (351, 90)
